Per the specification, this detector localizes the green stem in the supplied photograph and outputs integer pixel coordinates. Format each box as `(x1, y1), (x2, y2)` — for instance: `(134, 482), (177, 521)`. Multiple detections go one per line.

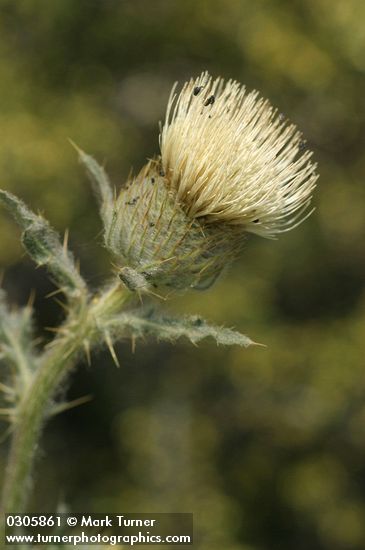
(1, 281), (132, 516)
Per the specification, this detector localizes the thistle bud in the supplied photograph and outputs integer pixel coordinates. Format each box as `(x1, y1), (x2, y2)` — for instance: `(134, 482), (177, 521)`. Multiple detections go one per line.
(88, 72), (318, 294)
(106, 158), (244, 292)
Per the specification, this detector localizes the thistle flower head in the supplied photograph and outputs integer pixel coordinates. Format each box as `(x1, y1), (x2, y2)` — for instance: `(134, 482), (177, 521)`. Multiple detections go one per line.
(86, 72), (318, 294)
(160, 71), (318, 238)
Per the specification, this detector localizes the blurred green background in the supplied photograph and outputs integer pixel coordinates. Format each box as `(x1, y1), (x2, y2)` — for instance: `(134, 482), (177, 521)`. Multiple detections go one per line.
(0, 1), (365, 548)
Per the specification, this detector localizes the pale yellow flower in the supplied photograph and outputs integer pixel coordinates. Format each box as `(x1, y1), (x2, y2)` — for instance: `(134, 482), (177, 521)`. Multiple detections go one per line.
(160, 71), (318, 238)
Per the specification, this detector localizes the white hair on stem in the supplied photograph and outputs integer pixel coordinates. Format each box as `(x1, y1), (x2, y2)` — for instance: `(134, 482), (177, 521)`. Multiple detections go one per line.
(160, 71), (318, 238)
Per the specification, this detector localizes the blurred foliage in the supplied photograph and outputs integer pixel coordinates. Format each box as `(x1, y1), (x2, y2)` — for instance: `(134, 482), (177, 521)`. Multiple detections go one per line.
(0, 1), (365, 549)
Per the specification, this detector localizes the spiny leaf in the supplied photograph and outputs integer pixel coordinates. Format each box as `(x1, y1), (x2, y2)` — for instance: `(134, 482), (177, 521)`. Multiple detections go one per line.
(71, 142), (114, 237)
(106, 309), (261, 348)
(0, 289), (37, 391)
(0, 290), (35, 357)
(0, 189), (87, 301)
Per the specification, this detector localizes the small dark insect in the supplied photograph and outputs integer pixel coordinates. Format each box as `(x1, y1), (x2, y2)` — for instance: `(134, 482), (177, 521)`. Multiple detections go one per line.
(204, 95), (215, 107)
(192, 316), (204, 327)
(159, 169), (165, 177)
(299, 140), (306, 151)
(151, 177), (155, 183)
(149, 222), (155, 227)
(253, 219), (259, 223)
(126, 197), (139, 206)
(193, 86), (203, 96)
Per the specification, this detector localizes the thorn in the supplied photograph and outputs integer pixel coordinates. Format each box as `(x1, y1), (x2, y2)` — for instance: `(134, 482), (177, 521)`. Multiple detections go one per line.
(27, 288), (36, 308)
(252, 341), (267, 348)
(44, 326), (68, 334)
(67, 138), (83, 156)
(104, 331), (120, 367)
(45, 326), (59, 333)
(131, 334), (136, 354)
(164, 289), (175, 300)
(50, 395), (93, 417)
(3, 393), (15, 403)
(0, 382), (15, 396)
(110, 261), (122, 274)
(45, 287), (66, 299)
(53, 298), (70, 313)
(0, 407), (15, 417)
(83, 340), (91, 366)
(63, 228), (69, 255)
(158, 255), (177, 266)
(146, 289), (166, 301)
(227, 328), (266, 348)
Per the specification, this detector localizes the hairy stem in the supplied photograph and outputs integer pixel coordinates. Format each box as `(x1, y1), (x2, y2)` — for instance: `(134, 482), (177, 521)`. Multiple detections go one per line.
(1, 281), (132, 515)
